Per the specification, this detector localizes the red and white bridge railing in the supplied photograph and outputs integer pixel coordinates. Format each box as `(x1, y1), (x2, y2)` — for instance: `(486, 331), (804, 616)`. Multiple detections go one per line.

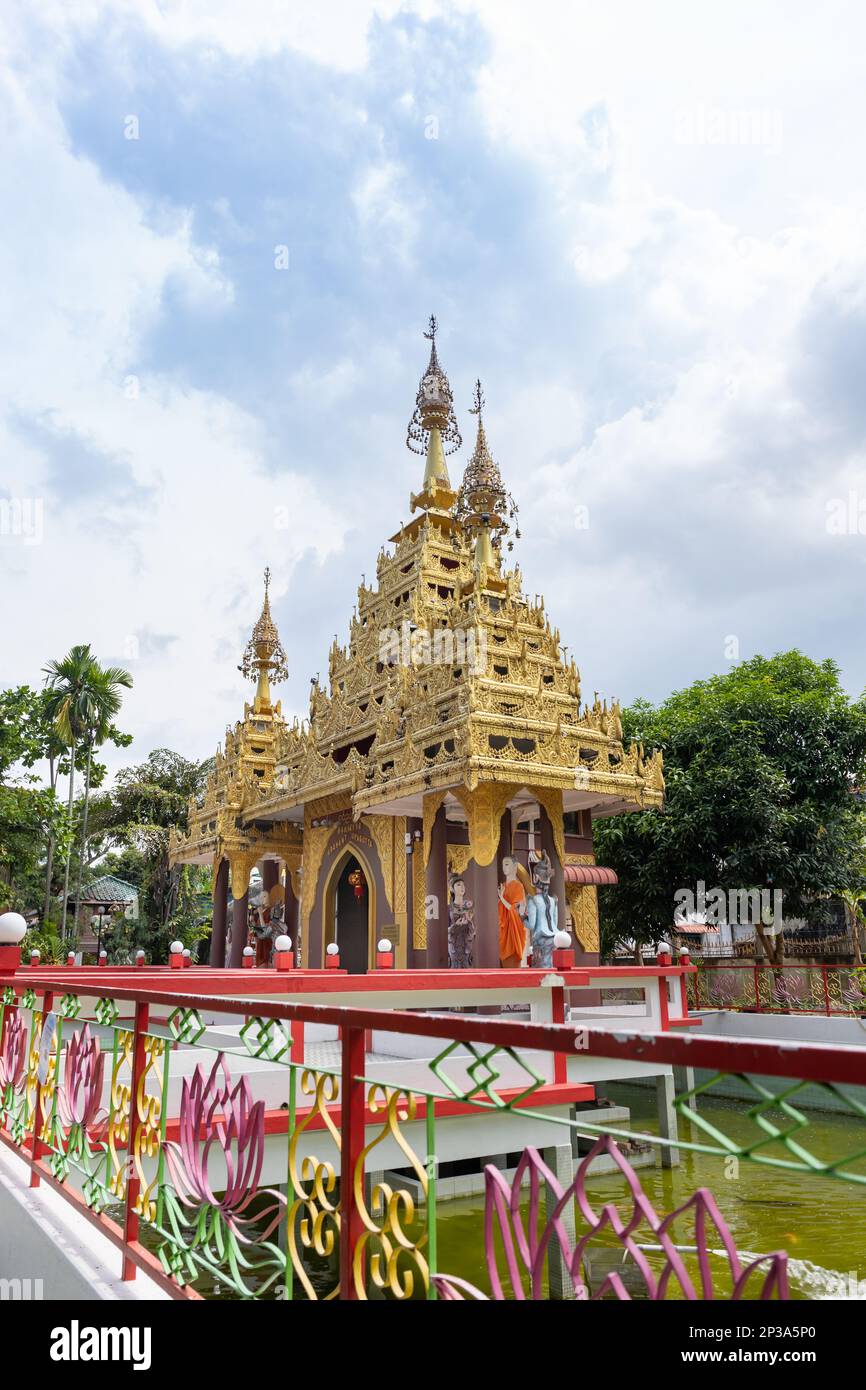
(1, 948), (864, 1301)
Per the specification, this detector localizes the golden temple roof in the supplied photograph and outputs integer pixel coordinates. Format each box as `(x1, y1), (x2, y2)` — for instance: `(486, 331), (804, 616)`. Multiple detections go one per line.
(170, 323), (663, 874)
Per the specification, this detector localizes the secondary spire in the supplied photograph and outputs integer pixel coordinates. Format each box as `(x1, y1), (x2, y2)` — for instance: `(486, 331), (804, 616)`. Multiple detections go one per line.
(241, 567), (289, 713)
(454, 380), (519, 573)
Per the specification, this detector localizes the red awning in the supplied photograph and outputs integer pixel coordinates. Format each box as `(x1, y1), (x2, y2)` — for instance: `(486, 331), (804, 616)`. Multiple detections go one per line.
(562, 865), (619, 886)
(674, 922), (720, 934)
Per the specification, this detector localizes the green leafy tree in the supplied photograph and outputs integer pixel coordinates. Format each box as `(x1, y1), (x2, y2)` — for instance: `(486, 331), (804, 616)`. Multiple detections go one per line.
(0, 687), (70, 913)
(594, 652), (866, 963)
(43, 647), (132, 939)
(86, 748), (213, 960)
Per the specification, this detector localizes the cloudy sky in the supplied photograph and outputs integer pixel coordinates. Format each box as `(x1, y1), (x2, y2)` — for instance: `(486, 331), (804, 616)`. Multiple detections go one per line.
(3, 0), (866, 771)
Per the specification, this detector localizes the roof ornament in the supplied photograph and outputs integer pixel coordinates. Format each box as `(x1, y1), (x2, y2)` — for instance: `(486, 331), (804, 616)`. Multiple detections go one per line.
(453, 381), (519, 559)
(241, 567), (289, 697)
(406, 315), (462, 456)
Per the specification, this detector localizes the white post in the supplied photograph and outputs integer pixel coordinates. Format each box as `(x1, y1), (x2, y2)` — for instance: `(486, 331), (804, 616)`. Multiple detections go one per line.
(656, 1071), (680, 1167)
(542, 1144), (577, 1299)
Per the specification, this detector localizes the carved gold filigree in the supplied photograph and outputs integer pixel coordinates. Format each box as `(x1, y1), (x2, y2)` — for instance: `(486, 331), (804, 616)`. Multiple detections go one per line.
(532, 785), (566, 867)
(567, 884), (600, 953)
(412, 849), (427, 950)
(451, 783), (517, 868)
(364, 815), (395, 917)
(422, 790), (448, 870)
(447, 845), (472, 878)
(300, 822), (334, 960)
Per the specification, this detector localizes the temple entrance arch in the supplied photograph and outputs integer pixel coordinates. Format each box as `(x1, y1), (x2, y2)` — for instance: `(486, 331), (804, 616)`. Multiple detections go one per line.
(323, 847), (376, 973)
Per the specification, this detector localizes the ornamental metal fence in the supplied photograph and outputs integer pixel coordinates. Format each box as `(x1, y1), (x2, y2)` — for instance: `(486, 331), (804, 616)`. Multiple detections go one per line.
(1, 971), (866, 1301)
(688, 961), (866, 1017)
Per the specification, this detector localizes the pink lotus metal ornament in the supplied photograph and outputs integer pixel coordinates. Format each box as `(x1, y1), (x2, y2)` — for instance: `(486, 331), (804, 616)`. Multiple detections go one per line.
(165, 1054), (285, 1241)
(433, 1137), (789, 1302)
(0, 1009), (26, 1095)
(57, 1023), (106, 1130)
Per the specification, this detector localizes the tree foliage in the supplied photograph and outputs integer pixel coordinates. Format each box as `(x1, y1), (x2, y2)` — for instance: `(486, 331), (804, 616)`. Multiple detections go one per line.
(86, 749), (214, 960)
(594, 652), (866, 957)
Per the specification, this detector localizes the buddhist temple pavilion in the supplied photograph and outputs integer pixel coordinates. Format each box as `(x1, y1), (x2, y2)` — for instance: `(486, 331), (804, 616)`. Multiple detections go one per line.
(168, 319), (664, 971)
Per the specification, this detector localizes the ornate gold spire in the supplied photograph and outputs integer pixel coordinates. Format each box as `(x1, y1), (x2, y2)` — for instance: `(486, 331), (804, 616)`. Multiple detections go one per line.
(454, 381), (519, 573)
(407, 317), (461, 516)
(241, 567), (289, 712)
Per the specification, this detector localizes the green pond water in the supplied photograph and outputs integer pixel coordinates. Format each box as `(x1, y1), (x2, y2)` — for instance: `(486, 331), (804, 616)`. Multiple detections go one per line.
(433, 1083), (866, 1301)
(145, 1083), (866, 1300)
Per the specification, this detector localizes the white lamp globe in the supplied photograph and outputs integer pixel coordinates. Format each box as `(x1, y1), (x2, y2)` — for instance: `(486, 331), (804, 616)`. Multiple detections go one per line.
(182, 948), (191, 958)
(377, 939), (392, 953)
(31, 948), (41, 959)
(326, 942), (340, 956)
(553, 931), (571, 950)
(0, 912), (27, 945)
(274, 935), (292, 953)
(169, 940), (183, 955)
(242, 946), (255, 957)
(657, 940), (672, 955)
(135, 949), (145, 959)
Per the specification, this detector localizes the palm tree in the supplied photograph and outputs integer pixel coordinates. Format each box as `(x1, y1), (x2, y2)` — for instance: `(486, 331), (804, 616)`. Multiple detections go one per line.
(41, 718), (69, 926)
(43, 647), (132, 941)
(71, 663), (133, 934)
(44, 645), (95, 941)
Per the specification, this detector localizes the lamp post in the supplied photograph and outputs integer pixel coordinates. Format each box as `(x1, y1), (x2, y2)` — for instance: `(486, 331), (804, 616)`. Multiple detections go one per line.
(91, 905), (111, 964)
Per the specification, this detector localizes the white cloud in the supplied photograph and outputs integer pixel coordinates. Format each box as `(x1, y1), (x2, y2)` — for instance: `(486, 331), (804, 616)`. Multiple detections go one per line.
(0, 14), (346, 766)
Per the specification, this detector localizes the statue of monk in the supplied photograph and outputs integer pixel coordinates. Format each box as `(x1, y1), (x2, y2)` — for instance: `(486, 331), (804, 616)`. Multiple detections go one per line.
(498, 856), (531, 967)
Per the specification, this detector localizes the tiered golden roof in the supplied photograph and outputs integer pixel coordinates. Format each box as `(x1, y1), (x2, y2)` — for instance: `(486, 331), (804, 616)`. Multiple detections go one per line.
(168, 570), (301, 895)
(170, 320), (663, 899)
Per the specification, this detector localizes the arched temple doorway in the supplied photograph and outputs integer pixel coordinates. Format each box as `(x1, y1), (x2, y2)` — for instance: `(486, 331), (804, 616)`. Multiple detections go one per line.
(323, 849), (374, 973)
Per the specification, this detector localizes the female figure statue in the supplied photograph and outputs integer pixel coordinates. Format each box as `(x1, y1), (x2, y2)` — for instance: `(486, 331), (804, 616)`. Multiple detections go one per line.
(448, 876), (475, 968)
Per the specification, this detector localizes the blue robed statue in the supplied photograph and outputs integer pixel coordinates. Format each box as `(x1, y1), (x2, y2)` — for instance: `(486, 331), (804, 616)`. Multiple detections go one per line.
(525, 851), (558, 968)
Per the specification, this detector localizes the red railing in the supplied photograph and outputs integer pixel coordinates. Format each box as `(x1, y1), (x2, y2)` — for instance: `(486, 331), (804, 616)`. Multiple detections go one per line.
(689, 960), (866, 1016)
(3, 962), (865, 1300)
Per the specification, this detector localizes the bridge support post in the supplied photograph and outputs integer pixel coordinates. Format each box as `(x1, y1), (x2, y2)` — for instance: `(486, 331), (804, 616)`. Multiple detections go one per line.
(542, 1143), (576, 1299)
(656, 1071), (680, 1168)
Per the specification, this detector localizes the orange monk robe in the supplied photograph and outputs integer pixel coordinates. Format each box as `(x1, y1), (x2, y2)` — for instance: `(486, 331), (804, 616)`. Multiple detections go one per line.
(498, 880), (527, 964)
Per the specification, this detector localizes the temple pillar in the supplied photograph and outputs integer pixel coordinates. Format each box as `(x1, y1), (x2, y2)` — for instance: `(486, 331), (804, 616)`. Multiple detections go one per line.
(229, 887), (249, 968)
(539, 800), (568, 950)
(425, 803), (449, 968)
(209, 858), (229, 968)
(284, 868), (299, 940)
(470, 810), (512, 968)
(259, 859), (280, 965)
(261, 859), (279, 898)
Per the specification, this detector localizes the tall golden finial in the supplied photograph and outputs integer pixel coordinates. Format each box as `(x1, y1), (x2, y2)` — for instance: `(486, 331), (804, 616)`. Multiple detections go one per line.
(454, 380), (519, 571)
(241, 567), (289, 712)
(407, 316), (461, 515)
